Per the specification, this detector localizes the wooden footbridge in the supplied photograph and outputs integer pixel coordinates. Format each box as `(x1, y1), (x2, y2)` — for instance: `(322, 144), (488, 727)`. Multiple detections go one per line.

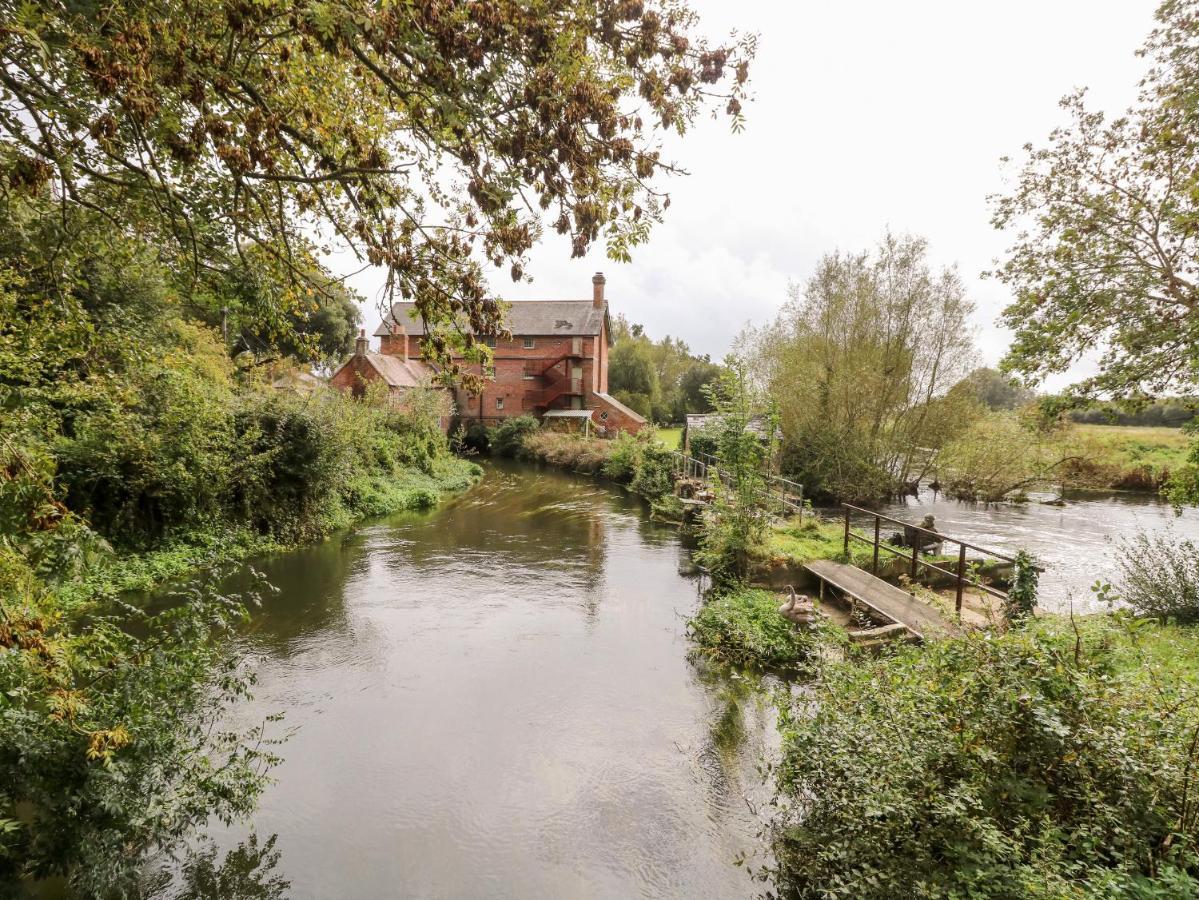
(804, 505), (1037, 642)
(805, 559), (957, 640)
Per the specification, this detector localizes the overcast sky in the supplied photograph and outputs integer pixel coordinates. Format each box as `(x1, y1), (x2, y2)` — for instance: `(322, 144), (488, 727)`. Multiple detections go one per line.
(348, 0), (1158, 389)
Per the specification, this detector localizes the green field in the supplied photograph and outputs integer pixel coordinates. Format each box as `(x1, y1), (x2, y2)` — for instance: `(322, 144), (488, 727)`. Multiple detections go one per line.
(1068, 424), (1192, 490)
(656, 426), (684, 449)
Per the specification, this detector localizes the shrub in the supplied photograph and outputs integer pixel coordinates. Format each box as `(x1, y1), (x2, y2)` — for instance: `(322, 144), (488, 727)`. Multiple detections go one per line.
(689, 587), (819, 673)
(522, 431), (614, 473)
(772, 618), (1199, 898)
(488, 415), (540, 458)
(601, 429), (675, 499)
(1114, 531), (1199, 623)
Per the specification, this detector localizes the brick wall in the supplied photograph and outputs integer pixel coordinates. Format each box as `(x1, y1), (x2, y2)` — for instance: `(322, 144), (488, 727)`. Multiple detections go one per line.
(590, 394), (646, 434)
(329, 355), (377, 397)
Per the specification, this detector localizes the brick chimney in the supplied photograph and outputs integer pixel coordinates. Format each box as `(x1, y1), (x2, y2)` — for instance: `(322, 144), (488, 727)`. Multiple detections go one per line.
(592, 271), (606, 308)
(355, 328), (368, 356)
(389, 320), (408, 361)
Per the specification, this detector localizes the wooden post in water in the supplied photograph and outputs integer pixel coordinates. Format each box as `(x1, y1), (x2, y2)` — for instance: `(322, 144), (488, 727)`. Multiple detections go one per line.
(872, 516), (881, 575)
(843, 506), (850, 557)
(955, 544), (967, 618)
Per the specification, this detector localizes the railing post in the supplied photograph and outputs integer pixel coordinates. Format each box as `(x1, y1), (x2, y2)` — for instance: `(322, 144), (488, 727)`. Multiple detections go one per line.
(910, 539), (919, 580)
(872, 516), (880, 575)
(843, 506), (850, 557)
(955, 543), (967, 618)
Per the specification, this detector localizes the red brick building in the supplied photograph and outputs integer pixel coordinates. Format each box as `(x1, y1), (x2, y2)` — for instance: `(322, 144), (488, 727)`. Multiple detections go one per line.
(374, 272), (646, 434)
(328, 331), (453, 430)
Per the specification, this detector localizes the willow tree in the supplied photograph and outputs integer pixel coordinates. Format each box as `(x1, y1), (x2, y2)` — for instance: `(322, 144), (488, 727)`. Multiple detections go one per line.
(0, 0), (753, 381)
(990, 0), (1199, 501)
(752, 232), (977, 501)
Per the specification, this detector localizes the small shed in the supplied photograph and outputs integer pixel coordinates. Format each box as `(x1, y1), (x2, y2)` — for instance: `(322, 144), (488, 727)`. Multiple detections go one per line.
(683, 413), (778, 455)
(542, 408), (598, 436)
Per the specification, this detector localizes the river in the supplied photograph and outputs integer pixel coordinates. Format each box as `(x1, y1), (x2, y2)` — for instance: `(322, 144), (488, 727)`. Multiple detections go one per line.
(179, 465), (1199, 897)
(201, 461), (775, 899)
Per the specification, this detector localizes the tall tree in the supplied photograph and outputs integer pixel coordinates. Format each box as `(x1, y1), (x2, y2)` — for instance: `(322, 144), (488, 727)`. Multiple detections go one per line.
(0, 0), (753, 383)
(991, 0), (1199, 400)
(753, 232), (977, 501)
(991, 0), (1199, 502)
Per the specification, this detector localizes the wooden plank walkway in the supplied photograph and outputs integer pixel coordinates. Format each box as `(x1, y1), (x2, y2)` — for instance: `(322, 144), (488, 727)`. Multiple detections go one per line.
(804, 559), (959, 641)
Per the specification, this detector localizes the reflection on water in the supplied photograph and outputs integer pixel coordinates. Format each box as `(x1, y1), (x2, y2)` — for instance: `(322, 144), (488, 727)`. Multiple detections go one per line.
(201, 461), (773, 899)
(863, 488), (1199, 611)
(147, 834), (289, 900)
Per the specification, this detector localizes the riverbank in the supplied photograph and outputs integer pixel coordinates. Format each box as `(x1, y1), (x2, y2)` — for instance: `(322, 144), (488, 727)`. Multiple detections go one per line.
(685, 511), (1199, 895)
(53, 455), (483, 608)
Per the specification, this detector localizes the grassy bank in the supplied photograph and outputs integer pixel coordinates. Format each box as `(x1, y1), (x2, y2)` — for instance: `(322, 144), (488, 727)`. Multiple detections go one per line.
(56, 454), (481, 608)
(492, 424), (680, 516)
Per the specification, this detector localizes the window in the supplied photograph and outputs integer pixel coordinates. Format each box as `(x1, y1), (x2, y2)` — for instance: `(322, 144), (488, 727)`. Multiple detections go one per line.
(483, 364), (495, 379)
(495, 397), (504, 411)
(483, 335), (497, 349)
(522, 372), (536, 380)
(522, 337), (535, 350)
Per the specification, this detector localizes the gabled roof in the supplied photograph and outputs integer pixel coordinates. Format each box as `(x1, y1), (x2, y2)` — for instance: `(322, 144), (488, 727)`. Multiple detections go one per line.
(376, 300), (608, 339)
(330, 352), (437, 389)
(594, 392), (648, 424)
(364, 354), (436, 388)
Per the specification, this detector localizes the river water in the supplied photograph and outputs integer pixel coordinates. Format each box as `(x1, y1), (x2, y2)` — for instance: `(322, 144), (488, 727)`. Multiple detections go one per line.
(868, 487), (1199, 612)
(183, 465), (1199, 897)
(204, 462), (775, 899)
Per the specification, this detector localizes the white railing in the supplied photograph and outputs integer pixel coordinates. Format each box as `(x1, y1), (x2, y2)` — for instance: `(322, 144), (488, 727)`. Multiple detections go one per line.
(670, 451), (804, 517)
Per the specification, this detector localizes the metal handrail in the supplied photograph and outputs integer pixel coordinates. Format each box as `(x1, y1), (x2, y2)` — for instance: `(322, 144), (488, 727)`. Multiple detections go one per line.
(840, 503), (1040, 617)
(842, 503), (1020, 563)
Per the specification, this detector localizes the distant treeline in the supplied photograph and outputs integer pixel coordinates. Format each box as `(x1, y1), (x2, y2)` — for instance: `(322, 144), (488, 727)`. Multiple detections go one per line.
(1068, 398), (1197, 428)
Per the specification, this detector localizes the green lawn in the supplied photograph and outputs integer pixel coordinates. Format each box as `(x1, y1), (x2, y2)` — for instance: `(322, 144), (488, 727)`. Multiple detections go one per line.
(656, 426), (684, 450)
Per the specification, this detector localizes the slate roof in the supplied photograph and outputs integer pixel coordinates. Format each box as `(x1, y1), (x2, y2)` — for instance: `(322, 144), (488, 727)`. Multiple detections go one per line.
(375, 300), (607, 339)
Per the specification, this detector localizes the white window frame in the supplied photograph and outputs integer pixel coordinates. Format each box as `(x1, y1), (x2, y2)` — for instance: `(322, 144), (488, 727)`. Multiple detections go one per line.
(522, 337), (535, 349)
(495, 397), (504, 410)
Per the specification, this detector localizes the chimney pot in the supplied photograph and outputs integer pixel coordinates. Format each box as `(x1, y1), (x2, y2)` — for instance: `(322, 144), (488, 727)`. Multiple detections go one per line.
(355, 328), (368, 357)
(592, 271), (606, 308)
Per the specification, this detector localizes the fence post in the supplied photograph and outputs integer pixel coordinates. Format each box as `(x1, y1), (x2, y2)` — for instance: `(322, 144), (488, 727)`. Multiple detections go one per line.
(910, 540), (919, 580)
(843, 506), (850, 557)
(872, 516), (880, 575)
(955, 544), (967, 618)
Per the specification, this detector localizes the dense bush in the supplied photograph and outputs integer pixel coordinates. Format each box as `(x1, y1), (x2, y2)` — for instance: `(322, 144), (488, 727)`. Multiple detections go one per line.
(601, 430), (676, 500)
(0, 549), (279, 894)
(772, 619), (1199, 898)
(487, 415), (540, 458)
(1113, 531), (1199, 624)
(689, 587), (820, 673)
